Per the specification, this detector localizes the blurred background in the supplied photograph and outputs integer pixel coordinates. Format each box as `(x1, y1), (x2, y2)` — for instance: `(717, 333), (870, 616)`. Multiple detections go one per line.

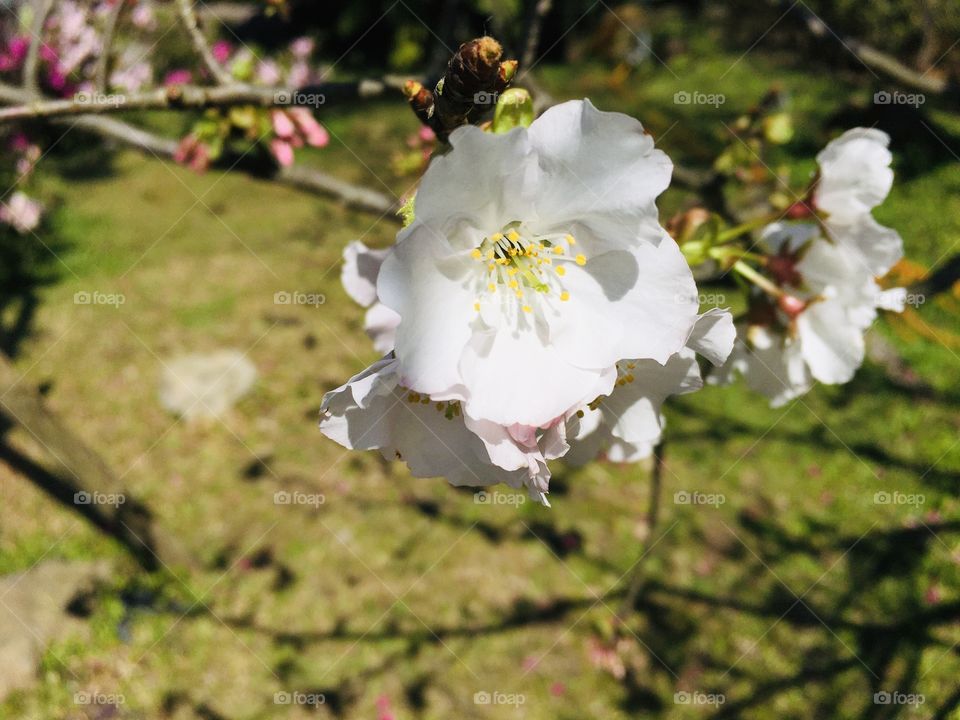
(1, 0), (959, 718)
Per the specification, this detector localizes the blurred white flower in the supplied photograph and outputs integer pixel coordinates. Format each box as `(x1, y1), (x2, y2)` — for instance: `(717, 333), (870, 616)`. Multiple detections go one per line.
(814, 128), (903, 276)
(568, 309), (735, 464)
(377, 99), (699, 429)
(0, 191), (42, 234)
(714, 218), (906, 406)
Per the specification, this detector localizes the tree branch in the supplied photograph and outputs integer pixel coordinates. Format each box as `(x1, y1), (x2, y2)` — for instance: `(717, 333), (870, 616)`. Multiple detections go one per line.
(94, 0), (127, 91)
(174, 0), (233, 85)
(521, 0), (553, 73)
(789, 1), (955, 96)
(23, 0), (55, 96)
(0, 78), (407, 122)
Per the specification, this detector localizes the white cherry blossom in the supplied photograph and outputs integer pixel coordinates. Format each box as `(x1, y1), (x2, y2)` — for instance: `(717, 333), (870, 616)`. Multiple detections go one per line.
(813, 128), (903, 276)
(377, 100), (700, 428)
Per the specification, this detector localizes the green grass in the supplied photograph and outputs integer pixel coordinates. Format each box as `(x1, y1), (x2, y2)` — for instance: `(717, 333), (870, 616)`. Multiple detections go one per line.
(1, 30), (959, 720)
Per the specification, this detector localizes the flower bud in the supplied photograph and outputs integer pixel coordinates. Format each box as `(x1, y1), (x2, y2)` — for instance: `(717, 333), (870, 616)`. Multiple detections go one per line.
(777, 294), (807, 318)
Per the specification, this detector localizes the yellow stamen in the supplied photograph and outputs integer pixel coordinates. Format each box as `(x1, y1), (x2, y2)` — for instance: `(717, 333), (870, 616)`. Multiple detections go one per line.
(471, 249), (482, 260)
(575, 254), (586, 266)
(507, 230), (520, 242)
(522, 305), (532, 313)
(566, 234), (576, 245)
(560, 291), (570, 302)
(556, 266), (566, 276)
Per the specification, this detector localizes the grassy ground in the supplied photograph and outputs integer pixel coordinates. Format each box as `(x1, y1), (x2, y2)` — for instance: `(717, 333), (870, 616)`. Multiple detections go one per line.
(1, 27), (960, 720)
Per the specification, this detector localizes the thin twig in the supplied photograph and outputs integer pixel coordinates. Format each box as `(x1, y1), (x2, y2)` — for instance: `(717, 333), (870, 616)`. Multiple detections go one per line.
(23, 0), (55, 96)
(618, 440), (666, 620)
(174, 0), (232, 85)
(95, 0), (127, 91)
(789, 0), (954, 96)
(521, 0), (553, 72)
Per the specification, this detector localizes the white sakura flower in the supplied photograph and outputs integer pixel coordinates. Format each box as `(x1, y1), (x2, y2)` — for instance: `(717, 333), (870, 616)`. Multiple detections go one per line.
(377, 99), (699, 428)
(568, 309), (735, 464)
(712, 324), (813, 408)
(0, 191), (42, 234)
(319, 357), (555, 503)
(341, 240), (400, 355)
(813, 128), (902, 276)
(713, 221), (906, 406)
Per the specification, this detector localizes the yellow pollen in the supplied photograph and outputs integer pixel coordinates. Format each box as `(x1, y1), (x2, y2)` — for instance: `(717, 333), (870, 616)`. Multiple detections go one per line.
(555, 266), (566, 276)
(522, 305), (532, 313)
(560, 291), (570, 302)
(575, 254), (586, 266)
(487, 263), (495, 272)
(486, 250), (495, 260)
(471, 249), (482, 259)
(492, 232), (504, 242)
(488, 283), (496, 292)
(554, 246), (564, 255)
(508, 280), (519, 290)
(566, 234), (576, 245)
(507, 230), (520, 242)
(474, 302), (480, 311)
(507, 267), (518, 276)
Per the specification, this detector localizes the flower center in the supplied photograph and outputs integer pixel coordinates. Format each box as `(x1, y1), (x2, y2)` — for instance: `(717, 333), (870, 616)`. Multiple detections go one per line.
(469, 226), (586, 315)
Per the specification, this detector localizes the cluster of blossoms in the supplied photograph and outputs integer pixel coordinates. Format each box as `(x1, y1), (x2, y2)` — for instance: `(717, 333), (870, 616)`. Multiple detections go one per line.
(0, 133), (43, 234)
(321, 100), (737, 505)
(0, 1), (158, 96)
(713, 129), (906, 405)
(320, 95), (908, 504)
(169, 38), (330, 170)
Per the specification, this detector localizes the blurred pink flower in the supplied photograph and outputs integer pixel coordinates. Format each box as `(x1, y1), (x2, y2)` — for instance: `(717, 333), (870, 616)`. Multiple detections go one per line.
(289, 108), (329, 147)
(0, 36), (30, 71)
(270, 139), (295, 167)
(0, 192), (43, 234)
(211, 40), (232, 64)
(271, 110), (296, 139)
(174, 134), (211, 173)
(290, 37), (314, 59)
(255, 59), (281, 85)
(164, 68), (193, 86)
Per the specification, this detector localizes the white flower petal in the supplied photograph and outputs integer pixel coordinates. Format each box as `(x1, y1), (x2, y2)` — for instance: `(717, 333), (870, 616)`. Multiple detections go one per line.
(815, 128), (894, 222)
(377, 224), (477, 395)
(342, 240), (388, 307)
(796, 300), (865, 384)
(686, 308), (736, 367)
(364, 302), (400, 354)
(528, 99), (673, 238)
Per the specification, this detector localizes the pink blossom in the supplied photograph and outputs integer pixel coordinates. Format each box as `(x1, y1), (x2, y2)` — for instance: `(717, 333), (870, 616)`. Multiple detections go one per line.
(289, 108), (329, 147)
(271, 110), (296, 139)
(288, 61), (310, 89)
(174, 135), (211, 173)
(211, 40), (232, 64)
(164, 69), (193, 86)
(0, 192), (43, 234)
(270, 139), (295, 167)
(290, 37), (314, 59)
(130, 3), (157, 30)
(255, 59), (281, 85)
